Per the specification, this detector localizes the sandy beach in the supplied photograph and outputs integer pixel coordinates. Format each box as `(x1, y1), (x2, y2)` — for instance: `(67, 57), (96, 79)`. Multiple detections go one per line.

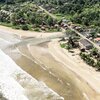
(27, 41), (100, 100)
(0, 25), (61, 39)
(0, 49), (64, 100)
(0, 25), (100, 100)
(48, 40), (100, 100)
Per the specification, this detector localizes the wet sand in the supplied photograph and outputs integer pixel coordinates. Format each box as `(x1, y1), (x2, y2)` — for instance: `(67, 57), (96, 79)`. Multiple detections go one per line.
(20, 45), (87, 99)
(1, 25), (100, 100)
(4, 43), (84, 100)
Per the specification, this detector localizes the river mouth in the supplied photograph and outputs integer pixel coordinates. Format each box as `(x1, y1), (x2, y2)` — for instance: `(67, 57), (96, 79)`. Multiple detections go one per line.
(3, 41), (85, 100)
(0, 29), (85, 100)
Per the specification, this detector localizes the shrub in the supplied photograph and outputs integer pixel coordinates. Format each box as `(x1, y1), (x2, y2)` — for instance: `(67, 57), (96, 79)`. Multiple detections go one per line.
(21, 24), (29, 30)
(34, 28), (40, 32)
(80, 52), (95, 67)
(95, 61), (100, 69)
(60, 43), (66, 48)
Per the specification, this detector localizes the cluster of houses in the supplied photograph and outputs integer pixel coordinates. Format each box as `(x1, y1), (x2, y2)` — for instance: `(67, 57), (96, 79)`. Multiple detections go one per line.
(60, 18), (100, 52)
(79, 39), (93, 51)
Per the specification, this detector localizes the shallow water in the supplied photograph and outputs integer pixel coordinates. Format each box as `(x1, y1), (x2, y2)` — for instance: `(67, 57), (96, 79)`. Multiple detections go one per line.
(0, 31), (85, 100)
(4, 45), (85, 100)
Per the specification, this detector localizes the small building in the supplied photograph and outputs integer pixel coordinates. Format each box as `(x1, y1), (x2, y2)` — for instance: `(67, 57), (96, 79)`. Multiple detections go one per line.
(67, 22), (72, 26)
(41, 26), (45, 30)
(61, 23), (68, 28)
(94, 38), (100, 46)
(48, 8), (55, 13)
(75, 26), (83, 32)
(79, 39), (93, 50)
(62, 19), (70, 23)
(97, 33), (100, 37)
(94, 38), (100, 42)
(54, 24), (59, 28)
(37, 9), (44, 14)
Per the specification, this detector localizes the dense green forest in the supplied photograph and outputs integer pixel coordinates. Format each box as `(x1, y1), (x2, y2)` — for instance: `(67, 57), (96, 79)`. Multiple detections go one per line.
(0, 0), (100, 32)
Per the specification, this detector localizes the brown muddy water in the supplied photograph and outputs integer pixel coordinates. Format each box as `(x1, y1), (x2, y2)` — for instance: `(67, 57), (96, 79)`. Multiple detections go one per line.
(3, 43), (85, 100)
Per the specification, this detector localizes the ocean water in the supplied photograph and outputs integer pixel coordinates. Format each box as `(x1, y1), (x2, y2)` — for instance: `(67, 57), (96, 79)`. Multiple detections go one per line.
(4, 45), (84, 100)
(0, 49), (64, 100)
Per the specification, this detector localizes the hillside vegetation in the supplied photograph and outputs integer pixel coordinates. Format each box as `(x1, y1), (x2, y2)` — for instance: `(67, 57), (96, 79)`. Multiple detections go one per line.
(32, 0), (100, 32)
(0, 1), (59, 31)
(0, 0), (100, 32)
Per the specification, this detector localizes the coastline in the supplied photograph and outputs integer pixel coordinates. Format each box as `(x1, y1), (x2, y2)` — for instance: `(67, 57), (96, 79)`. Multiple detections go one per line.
(28, 42), (97, 100)
(0, 49), (63, 100)
(0, 25), (100, 100)
(19, 44), (84, 100)
(48, 40), (100, 100)
(0, 25), (61, 39)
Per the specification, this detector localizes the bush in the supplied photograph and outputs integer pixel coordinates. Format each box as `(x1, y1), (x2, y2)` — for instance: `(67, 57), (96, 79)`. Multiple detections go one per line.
(60, 43), (66, 48)
(21, 24), (29, 30)
(95, 61), (100, 69)
(0, 2), (59, 32)
(80, 52), (95, 67)
(34, 28), (40, 32)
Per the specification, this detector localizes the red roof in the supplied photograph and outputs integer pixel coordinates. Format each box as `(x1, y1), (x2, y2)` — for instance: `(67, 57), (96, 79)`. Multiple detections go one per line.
(94, 38), (100, 41)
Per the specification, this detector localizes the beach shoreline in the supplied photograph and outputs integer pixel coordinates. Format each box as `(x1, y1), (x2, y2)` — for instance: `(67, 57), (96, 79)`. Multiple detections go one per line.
(0, 25), (100, 100)
(28, 42), (99, 100)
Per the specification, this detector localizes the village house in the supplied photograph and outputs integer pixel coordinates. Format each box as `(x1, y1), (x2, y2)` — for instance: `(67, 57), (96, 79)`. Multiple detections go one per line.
(75, 26), (83, 32)
(37, 9), (44, 14)
(97, 33), (100, 37)
(94, 38), (100, 46)
(79, 39), (93, 50)
(94, 38), (100, 42)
